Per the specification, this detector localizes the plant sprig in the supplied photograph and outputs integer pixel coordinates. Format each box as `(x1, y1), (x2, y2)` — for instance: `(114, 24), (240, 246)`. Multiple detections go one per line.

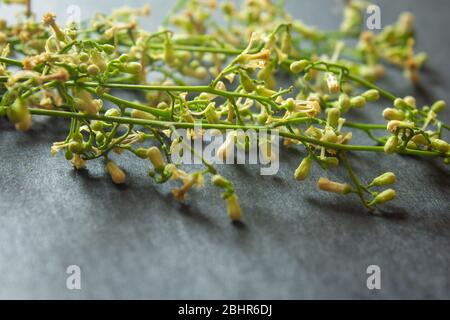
(0, 0), (449, 221)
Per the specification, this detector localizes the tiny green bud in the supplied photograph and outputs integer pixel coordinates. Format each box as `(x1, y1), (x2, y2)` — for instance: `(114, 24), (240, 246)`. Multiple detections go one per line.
(404, 96), (416, 108)
(369, 189), (396, 206)
(431, 139), (450, 153)
(95, 132), (105, 145)
(68, 141), (84, 154)
(290, 59), (310, 73)
(79, 52), (89, 63)
(431, 100), (446, 113)
(64, 149), (73, 161)
(91, 120), (104, 131)
(119, 54), (130, 62)
(384, 135), (398, 154)
(123, 62), (142, 74)
(394, 98), (409, 109)
(226, 193), (241, 222)
(102, 44), (115, 55)
(239, 70), (256, 92)
(362, 89), (380, 102)
(382, 108), (405, 121)
(87, 64), (101, 76)
(105, 108), (121, 117)
(135, 148), (149, 159)
(294, 157), (312, 181)
(326, 107), (340, 128)
(323, 157), (339, 167)
(350, 96), (366, 108)
(147, 146), (166, 173)
(369, 172), (396, 188)
(338, 93), (351, 113)
(212, 174), (231, 188)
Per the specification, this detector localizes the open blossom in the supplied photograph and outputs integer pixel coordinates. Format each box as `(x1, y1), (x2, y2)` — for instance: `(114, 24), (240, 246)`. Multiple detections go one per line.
(293, 100), (321, 117)
(236, 49), (270, 69)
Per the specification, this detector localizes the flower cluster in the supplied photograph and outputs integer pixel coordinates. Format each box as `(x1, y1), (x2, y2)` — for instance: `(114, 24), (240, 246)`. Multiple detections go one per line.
(0, 0), (449, 221)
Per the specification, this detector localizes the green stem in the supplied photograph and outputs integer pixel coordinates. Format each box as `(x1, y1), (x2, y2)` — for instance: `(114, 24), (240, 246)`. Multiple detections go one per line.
(27, 108), (444, 158)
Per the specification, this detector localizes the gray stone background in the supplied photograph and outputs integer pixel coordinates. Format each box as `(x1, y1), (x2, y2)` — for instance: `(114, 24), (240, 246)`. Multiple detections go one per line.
(0, 0), (449, 299)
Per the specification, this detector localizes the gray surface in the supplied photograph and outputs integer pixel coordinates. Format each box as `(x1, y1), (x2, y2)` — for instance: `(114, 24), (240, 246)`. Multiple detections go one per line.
(0, 0), (449, 299)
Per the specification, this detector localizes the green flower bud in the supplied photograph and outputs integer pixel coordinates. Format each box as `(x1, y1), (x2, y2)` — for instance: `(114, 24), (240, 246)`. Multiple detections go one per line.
(369, 172), (396, 188)
(79, 52), (89, 63)
(338, 93), (351, 113)
(290, 60), (310, 73)
(123, 62), (142, 74)
(239, 70), (256, 92)
(147, 146), (166, 173)
(131, 109), (156, 120)
(119, 54), (130, 63)
(226, 193), (241, 222)
(383, 108), (405, 121)
(212, 174), (231, 188)
(326, 107), (340, 128)
(7, 99), (29, 124)
(404, 96), (416, 108)
(431, 139), (450, 153)
(95, 132), (105, 145)
(394, 98), (409, 109)
(369, 189), (396, 206)
(135, 148), (149, 159)
(101, 44), (115, 55)
(323, 157), (339, 167)
(87, 64), (101, 76)
(294, 157), (312, 181)
(68, 141), (84, 154)
(362, 89), (380, 102)
(350, 96), (366, 108)
(384, 135), (398, 154)
(64, 149), (73, 161)
(431, 100), (446, 113)
(105, 108), (121, 117)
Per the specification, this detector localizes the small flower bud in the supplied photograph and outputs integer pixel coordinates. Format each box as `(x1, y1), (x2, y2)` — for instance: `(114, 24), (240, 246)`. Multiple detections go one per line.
(226, 193), (241, 221)
(404, 96), (416, 108)
(294, 157), (312, 181)
(383, 108), (405, 121)
(431, 139), (450, 153)
(326, 107), (340, 129)
(350, 96), (366, 108)
(323, 157), (339, 167)
(87, 64), (101, 76)
(338, 93), (351, 113)
(101, 44), (115, 55)
(317, 177), (352, 194)
(362, 89), (380, 102)
(134, 148), (149, 159)
(394, 98), (409, 109)
(211, 175), (231, 188)
(431, 100), (446, 113)
(105, 108), (121, 117)
(369, 172), (396, 188)
(123, 62), (142, 74)
(131, 109), (156, 120)
(369, 189), (396, 206)
(147, 147), (166, 173)
(239, 70), (256, 92)
(106, 160), (126, 184)
(384, 135), (398, 154)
